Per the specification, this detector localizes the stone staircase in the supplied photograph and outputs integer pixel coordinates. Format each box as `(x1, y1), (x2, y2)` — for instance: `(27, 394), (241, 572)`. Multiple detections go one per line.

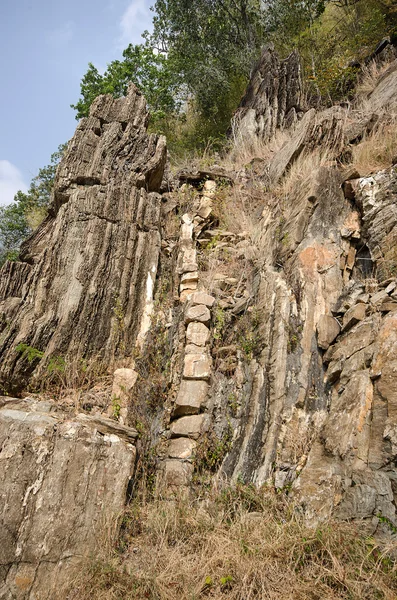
(160, 180), (218, 492)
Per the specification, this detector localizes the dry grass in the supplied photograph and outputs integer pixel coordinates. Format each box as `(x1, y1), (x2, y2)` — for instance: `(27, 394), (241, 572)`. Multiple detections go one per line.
(274, 149), (332, 204)
(61, 484), (397, 600)
(351, 117), (397, 176)
(356, 59), (396, 105)
(225, 119), (291, 171)
(27, 355), (112, 412)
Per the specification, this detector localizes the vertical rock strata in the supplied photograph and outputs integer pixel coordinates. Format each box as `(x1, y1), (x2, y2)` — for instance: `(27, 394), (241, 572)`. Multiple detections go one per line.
(3, 46), (397, 600)
(0, 84), (166, 391)
(233, 45), (303, 142)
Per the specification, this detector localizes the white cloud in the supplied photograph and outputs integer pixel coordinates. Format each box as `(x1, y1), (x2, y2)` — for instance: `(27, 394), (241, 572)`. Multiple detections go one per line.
(0, 161), (27, 206)
(46, 21), (74, 48)
(118, 0), (151, 47)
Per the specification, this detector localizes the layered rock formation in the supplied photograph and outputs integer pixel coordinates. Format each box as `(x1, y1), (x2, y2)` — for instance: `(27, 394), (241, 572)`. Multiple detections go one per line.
(2, 47), (397, 599)
(233, 45), (303, 142)
(0, 84), (166, 392)
(0, 397), (137, 599)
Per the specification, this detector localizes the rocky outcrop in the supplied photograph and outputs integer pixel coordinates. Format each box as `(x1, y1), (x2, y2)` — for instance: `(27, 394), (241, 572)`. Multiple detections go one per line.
(233, 45), (303, 142)
(3, 46), (397, 600)
(0, 397), (137, 599)
(0, 84), (166, 392)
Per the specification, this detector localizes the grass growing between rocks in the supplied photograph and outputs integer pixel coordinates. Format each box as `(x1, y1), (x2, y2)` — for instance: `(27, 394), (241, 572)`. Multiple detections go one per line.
(62, 484), (397, 600)
(351, 116), (397, 176)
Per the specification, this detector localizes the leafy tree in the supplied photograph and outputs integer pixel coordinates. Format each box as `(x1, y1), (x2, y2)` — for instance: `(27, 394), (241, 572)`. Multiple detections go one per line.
(72, 1), (266, 145)
(264, 0), (326, 40)
(71, 44), (178, 121)
(149, 0), (265, 125)
(0, 144), (66, 266)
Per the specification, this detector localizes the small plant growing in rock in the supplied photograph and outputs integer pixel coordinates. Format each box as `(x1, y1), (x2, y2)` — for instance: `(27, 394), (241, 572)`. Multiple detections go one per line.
(236, 309), (261, 360)
(47, 355), (66, 374)
(111, 397), (121, 420)
(213, 306), (227, 341)
(193, 425), (233, 487)
(227, 392), (239, 418)
(15, 343), (44, 363)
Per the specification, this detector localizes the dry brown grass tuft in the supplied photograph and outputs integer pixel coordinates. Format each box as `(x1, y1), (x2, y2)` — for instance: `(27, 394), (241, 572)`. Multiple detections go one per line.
(274, 149), (332, 204)
(61, 484), (397, 600)
(28, 355), (112, 412)
(225, 120), (291, 171)
(356, 59), (396, 105)
(351, 117), (397, 176)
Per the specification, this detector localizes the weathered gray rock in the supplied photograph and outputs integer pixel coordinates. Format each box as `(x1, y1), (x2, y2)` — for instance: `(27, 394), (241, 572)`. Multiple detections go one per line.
(317, 315), (341, 350)
(160, 460), (194, 489)
(183, 353), (212, 380)
(170, 414), (207, 439)
(186, 322), (211, 346)
(184, 305), (211, 325)
(0, 85), (166, 392)
(173, 379), (209, 416)
(234, 46), (303, 143)
(190, 292), (215, 308)
(167, 437), (197, 459)
(112, 368), (138, 422)
(342, 303), (366, 331)
(268, 106), (345, 183)
(0, 399), (136, 599)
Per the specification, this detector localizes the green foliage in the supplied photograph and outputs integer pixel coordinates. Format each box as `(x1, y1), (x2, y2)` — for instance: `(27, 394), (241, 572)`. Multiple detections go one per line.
(15, 343), (44, 364)
(266, 0), (397, 103)
(377, 512), (397, 534)
(0, 144), (66, 266)
(213, 306), (227, 341)
(47, 355), (66, 374)
(71, 44), (179, 123)
(194, 425), (234, 481)
(72, 1), (266, 154)
(220, 574), (234, 590)
(112, 397), (122, 420)
(237, 309), (261, 360)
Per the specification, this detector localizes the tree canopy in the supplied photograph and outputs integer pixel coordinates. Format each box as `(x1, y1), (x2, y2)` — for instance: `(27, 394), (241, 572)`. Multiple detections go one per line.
(0, 144), (66, 265)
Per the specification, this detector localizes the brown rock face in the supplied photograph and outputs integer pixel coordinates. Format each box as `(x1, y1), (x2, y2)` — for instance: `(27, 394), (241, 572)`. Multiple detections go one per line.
(0, 398), (136, 599)
(234, 45), (303, 142)
(0, 84), (166, 392)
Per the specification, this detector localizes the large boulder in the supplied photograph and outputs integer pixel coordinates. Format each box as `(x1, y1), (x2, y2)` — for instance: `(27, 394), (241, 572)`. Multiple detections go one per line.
(0, 398), (137, 599)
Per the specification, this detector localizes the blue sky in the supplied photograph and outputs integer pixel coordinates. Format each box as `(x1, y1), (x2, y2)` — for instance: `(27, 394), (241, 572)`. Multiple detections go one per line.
(0, 0), (153, 205)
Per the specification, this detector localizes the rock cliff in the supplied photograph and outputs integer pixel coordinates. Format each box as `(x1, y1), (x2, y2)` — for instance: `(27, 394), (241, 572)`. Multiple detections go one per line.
(2, 49), (397, 597)
(0, 84), (166, 392)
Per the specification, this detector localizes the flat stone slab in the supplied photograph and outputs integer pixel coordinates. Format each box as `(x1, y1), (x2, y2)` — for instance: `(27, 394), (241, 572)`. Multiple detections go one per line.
(184, 305), (211, 325)
(170, 414), (207, 439)
(168, 437), (197, 459)
(185, 343), (204, 354)
(342, 303), (366, 332)
(162, 459), (193, 487)
(317, 315), (341, 350)
(0, 399), (136, 598)
(190, 292), (215, 308)
(183, 353), (212, 380)
(186, 322), (210, 346)
(173, 379), (209, 416)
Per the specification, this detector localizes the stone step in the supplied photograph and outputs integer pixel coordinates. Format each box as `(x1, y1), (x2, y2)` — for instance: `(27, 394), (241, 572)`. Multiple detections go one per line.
(170, 414), (207, 439)
(173, 379), (209, 417)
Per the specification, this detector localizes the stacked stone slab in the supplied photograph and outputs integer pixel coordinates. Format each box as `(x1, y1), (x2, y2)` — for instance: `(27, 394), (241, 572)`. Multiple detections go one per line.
(177, 180), (216, 302)
(161, 181), (218, 491)
(162, 291), (215, 491)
